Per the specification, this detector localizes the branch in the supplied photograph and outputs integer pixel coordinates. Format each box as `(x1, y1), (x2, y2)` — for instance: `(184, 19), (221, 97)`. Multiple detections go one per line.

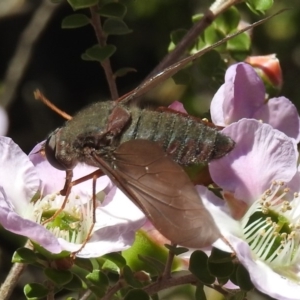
(0, 0), (59, 108)
(0, 240), (33, 300)
(144, 0), (242, 80)
(89, 5), (119, 100)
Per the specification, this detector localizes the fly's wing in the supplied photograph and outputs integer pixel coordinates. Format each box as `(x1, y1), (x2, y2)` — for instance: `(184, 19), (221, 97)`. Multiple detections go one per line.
(92, 139), (220, 248)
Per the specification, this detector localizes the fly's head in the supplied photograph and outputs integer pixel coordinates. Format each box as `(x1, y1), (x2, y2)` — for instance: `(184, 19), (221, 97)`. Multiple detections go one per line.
(45, 127), (78, 171)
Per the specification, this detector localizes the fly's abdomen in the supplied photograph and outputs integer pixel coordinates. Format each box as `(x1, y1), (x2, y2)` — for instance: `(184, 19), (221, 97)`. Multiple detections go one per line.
(121, 108), (234, 166)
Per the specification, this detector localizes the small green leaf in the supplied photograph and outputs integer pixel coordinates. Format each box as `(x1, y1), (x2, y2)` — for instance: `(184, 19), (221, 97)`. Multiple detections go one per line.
(204, 26), (226, 48)
(84, 45), (116, 62)
(246, 0), (273, 14)
(24, 283), (48, 300)
(62, 14), (90, 29)
(98, 3), (127, 19)
(227, 32), (251, 61)
(236, 264), (254, 291)
(123, 265), (143, 288)
(164, 244), (189, 256)
(189, 250), (215, 284)
(114, 67), (137, 78)
(214, 7), (240, 34)
(124, 289), (150, 300)
(208, 248), (234, 278)
(44, 268), (73, 286)
(86, 270), (109, 286)
(12, 247), (38, 263)
(138, 254), (165, 275)
(195, 283), (207, 300)
(102, 252), (127, 269)
(89, 285), (107, 298)
(64, 274), (87, 291)
(67, 0), (98, 10)
(103, 18), (132, 35)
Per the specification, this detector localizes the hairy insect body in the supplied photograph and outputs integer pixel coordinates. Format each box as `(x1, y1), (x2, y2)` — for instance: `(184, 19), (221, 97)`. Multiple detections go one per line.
(55, 101), (234, 169)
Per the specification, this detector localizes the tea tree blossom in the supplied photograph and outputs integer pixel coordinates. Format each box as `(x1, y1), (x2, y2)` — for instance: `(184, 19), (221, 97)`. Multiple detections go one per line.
(0, 137), (146, 258)
(202, 119), (300, 300)
(210, 62), (300, 142)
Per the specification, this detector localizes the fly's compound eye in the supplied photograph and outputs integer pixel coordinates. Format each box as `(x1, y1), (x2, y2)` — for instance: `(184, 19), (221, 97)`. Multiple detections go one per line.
(45, 130), (67, 171)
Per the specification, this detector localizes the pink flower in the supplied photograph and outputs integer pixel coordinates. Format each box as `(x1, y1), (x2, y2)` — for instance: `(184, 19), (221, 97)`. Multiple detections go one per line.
(210, 62), (300, 142)
(0, 137), (146, 257)
(200, 119), (300, 299)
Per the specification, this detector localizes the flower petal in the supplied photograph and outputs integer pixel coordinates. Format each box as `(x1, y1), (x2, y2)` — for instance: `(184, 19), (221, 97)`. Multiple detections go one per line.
(0, 137), (40, 212)
(216, 63), (265, 125)
(210, 84), (226, 126)
(253, 97), (300, 142)
(0, 187), (62, 253)
(29, 142), (112, 196)
(59, 187), (146, 258)
(209, 119), (298, 202)
(233, 237), (300, 300)
(0, 107), (9, 136)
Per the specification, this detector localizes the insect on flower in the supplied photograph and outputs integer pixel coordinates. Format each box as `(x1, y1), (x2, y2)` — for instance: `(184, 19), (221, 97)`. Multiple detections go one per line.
(38, 13), (282, 254)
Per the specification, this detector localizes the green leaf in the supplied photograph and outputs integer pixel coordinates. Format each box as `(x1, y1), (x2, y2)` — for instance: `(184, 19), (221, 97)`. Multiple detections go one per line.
(236, 264), (254, 291)
(12, 247), (38, 263)
(102, 252), (127, 269)
(138, 254), (165, 275)
(98, 3), (127, 19)
(227, 32), (251, 61)
(164, 244), (189, 256)
(89, 285), (107, 298)
(246, 0), (273, 14)
(195, 283), (207, 300)
(208, 248), (234, 278)
(114, 67), (137, 78)
(83, 45), (116, 62)
(103, 18), (132, 35)
(24, 283), (48, 300)
(214, 7), (240, 34)
(189, 250), (215, 284)
(44, 268), (73, 286)
(124, 289), (150, 300)
(123, 265), (143, 288)
(62, 14), (90, 29)
(64, 273), (87, 291)
(86, 270), (109, 286)
(67, 0), (98, 10)
(204, 26), (226, 49)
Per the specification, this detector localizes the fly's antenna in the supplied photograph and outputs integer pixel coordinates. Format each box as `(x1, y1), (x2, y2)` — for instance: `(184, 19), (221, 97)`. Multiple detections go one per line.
(34, 89), (72, 121)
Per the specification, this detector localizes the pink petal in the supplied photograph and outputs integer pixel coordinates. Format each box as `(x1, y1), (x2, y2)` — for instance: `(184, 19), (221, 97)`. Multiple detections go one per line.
(0, 107), (9, 135)
(210, 84), (226, 126)
(29, 142), (112, 196)
(168, 101), (187, 113)
(0, 188), (62, 253)
(209, 119), (298, 203)
(233, 237), (300, 300)
(60, 187), (147, 258)
(253, 97), (300, 142)
(0, 137), (40, 212)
